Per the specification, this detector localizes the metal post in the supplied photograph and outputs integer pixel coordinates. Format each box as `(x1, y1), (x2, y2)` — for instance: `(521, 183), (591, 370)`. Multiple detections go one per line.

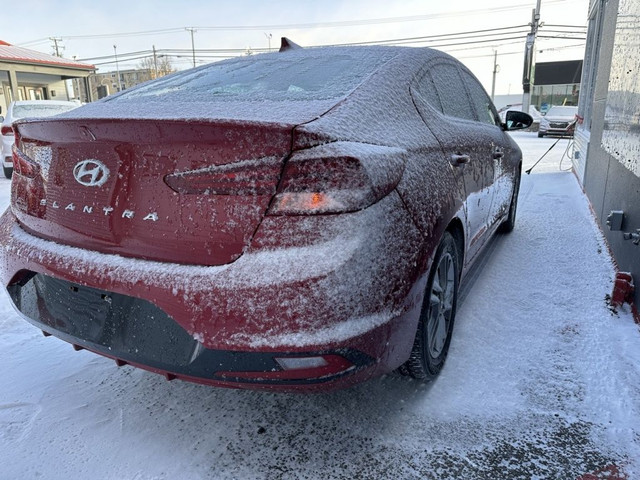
(49, 37), (63, 57)
(113, 45), (123, 92)
(84, 76), (93, 102)
(186, 28), (197, 68)
(8, 69), (19, 101)
(491, 50), (499, 101)
(522, 0), (542, 114)
(265, 33), (272, 51)
(152, 45), (158, 79)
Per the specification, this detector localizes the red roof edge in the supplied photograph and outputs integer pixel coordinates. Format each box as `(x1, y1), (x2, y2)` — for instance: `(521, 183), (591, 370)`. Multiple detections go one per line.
(0, 40), (11, 46)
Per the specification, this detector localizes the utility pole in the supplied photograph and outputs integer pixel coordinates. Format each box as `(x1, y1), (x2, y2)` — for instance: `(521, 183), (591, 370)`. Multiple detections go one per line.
(264, 33), (272, 51)
(49, 37), (63, 57)
(186, 27), (197, 68)
(491, 50), (500, 101)
(113, 45), (123, 92)
(522, 0), (541, 114)
(152, 45), (158, 79)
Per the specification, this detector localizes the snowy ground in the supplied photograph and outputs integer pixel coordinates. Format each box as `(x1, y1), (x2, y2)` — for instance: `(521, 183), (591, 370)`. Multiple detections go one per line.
(1, 132), (639, 479)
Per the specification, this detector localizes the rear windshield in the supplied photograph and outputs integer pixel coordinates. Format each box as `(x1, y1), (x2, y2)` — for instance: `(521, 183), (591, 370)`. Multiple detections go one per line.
(13, 103), (77, 120)
(116, 49), (397, 103)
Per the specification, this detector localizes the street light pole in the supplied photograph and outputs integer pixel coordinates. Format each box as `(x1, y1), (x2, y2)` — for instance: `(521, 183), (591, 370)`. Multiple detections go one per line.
(522, 0), (541, 114)
(113, 45), (123, 92)
(152, 44), (158, 79)
(264, 33), (272, 51)
(186, 27), (197, 68)
(491, 50), (500, 101)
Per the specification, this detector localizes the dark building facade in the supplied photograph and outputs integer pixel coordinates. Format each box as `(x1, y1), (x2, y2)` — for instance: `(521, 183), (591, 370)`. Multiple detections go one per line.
(531, 60), (583, 113)
(574, 0), (640, 314)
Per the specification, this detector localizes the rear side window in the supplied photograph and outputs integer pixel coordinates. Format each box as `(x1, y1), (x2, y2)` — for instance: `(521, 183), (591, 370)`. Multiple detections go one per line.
(461, 71), (498, 126)
(412, 72), (443, 112)
(429, 63), (476, 122)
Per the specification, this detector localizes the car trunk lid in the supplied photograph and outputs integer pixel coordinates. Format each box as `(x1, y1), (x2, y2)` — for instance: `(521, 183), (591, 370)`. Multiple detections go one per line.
(11, 118), (293, 266)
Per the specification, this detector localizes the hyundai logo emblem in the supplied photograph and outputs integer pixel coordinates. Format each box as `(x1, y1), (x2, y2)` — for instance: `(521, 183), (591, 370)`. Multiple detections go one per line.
(73, 160), (110, 187)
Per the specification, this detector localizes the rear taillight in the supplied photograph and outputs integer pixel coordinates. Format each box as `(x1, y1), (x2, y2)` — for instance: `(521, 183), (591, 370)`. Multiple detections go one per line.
(163, 157), (281, 195)
(268, 141), (406, 215)
(1, 125), (13, 136)
(12, 144), (39, 178)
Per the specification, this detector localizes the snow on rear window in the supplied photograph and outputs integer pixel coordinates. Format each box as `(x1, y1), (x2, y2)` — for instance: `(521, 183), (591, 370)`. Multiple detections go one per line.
(114, 49), (397, 103)
(13, 104), (76, 119)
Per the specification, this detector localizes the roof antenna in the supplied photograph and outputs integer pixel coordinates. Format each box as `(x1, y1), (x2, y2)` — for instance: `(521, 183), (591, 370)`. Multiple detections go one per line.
(279, 37), (303, 52)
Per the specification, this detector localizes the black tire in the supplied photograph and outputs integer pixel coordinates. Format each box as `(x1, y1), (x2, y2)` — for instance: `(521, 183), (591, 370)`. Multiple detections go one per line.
(3, 165), (12, 179)
(499, 168), (521, 233)
(537, 132), (544, 138)
(402, 232), (459, 380)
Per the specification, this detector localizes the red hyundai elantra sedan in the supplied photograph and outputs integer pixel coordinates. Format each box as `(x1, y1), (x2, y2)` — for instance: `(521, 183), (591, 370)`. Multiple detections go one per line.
(0, 40), (531, 391)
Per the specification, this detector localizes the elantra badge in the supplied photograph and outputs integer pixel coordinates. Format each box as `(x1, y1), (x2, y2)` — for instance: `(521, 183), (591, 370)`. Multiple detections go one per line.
(73, 160), (110, 187)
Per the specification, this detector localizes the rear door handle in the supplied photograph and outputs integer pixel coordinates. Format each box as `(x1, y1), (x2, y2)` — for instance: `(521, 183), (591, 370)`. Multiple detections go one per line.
(450, 154), (470, 166)
(492, 148), (504, 159)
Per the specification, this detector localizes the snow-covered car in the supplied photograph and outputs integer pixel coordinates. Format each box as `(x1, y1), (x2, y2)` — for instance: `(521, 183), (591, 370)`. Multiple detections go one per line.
(1, 100), (79, 178)
(538, 105), (578, 137)
(0, 41), (531, 391)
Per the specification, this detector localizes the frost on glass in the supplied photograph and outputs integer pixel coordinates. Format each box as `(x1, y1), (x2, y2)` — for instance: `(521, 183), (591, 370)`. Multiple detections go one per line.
(602, 0), (640, 178)
(114, 49), (397, 103)
(58, 47), (402, 124)
(12, 103), (77, 119)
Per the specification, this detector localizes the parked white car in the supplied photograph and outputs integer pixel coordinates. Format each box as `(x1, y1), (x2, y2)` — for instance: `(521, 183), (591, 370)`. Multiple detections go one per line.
(1, 100), (80, 178)
(538, 105), (578, 138)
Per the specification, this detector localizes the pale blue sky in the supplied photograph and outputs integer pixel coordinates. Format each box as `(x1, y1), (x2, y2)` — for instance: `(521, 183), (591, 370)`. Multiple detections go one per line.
(4, 0), (589, 95)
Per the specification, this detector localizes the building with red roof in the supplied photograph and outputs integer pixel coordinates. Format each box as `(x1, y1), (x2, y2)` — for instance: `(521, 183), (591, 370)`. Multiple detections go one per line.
(0, 40), (95, 115)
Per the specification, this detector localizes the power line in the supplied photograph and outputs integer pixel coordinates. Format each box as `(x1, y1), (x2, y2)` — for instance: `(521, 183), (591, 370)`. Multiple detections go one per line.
(321, 25), (531, 47)
(538, 35), (586, 40)
(456, 41), (585, 60)
(76, 19), (587, 69)
(86, 34), (587, 68)
(542, 24), (588, 28)
(18, 0), (571, 45)
(77, 23), (537, 62)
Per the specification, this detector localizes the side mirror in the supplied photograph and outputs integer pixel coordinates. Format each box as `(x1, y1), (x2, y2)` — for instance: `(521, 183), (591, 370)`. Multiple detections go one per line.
(503, 111), (533, 131)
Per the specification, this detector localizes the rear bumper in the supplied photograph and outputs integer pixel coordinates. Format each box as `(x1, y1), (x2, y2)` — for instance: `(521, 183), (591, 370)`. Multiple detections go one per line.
(8, 273), (378, 389)
(0, 192), (427, 391)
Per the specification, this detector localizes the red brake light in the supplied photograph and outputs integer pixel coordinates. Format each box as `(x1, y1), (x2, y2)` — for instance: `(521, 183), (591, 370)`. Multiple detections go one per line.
(163, 157), (281, 196)
(12, 144), (39, 178)
(1, 125), (13, 136)
(268, 142), (406, 215)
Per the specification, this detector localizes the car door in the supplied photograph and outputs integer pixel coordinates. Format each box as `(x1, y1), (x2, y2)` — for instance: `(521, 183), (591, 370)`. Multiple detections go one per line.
(459, 69), (514, 230)
(414, 61), (495, 265)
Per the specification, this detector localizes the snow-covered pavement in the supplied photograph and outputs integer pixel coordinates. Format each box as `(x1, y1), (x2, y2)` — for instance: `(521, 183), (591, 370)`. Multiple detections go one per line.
(1, 132), (639, 479)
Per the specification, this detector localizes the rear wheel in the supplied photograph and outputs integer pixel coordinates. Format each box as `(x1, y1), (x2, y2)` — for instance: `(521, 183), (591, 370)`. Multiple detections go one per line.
(402, 232), (459, 380)
(3, 165), (12, 179)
